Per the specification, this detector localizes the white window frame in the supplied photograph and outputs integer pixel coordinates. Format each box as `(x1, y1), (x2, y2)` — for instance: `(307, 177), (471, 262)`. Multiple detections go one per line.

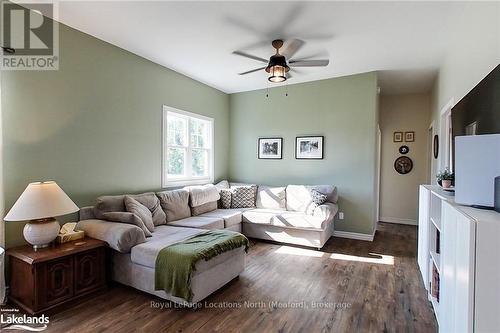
(162, 105), (214, 188)
(439, 98), (454, 172)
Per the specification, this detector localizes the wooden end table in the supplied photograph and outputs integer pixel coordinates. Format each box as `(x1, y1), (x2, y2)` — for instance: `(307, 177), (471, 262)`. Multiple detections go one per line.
(6, 237), (107, 314)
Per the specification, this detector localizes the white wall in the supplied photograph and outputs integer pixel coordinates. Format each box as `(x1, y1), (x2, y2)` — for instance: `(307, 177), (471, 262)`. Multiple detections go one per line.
(431, 1), (500, 179)
(380, 94), (431, 224)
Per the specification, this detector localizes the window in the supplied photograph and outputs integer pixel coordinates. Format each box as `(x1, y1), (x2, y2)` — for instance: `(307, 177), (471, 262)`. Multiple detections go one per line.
(162, 106), (214, 187)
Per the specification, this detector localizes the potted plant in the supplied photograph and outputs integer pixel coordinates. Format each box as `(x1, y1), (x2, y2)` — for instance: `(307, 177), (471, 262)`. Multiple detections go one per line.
(437, 169), (455, 188)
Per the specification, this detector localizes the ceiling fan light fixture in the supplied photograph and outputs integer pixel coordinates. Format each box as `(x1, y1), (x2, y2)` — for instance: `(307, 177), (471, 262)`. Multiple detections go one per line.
(268, 65), (287, 82)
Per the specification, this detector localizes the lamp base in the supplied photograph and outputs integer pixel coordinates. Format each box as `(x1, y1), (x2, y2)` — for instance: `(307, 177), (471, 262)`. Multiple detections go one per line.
(23, 218), (60, 251)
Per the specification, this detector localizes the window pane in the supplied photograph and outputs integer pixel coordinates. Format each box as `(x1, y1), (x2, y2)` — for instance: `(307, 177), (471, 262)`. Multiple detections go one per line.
(190, 118), (209, 148)
(192, 149), (208, 177)
(167, 115), (186, 146)
(167, 147), (185, 176)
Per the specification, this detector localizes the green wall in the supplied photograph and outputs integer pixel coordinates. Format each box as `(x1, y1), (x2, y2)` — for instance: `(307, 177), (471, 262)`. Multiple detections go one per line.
(228, 72), (378, 235)
(1, 23), (230, 248)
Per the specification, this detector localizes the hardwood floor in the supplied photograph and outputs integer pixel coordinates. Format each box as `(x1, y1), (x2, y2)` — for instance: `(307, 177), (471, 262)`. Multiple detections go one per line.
(4, 222), (437, 333)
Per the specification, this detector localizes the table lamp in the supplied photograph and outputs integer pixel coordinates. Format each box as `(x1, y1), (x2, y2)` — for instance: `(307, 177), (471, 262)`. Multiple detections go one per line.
(4, 181), (79, 250)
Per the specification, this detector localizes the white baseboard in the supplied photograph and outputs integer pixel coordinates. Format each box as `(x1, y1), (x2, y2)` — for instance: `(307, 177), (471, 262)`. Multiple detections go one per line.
(333, 230), (375, 242)
(379, 217), (417, 225)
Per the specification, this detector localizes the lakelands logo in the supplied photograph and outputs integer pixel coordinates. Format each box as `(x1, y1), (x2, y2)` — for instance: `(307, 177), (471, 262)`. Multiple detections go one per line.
(1, 1), (59, 70)
(1, 313), (49, 331)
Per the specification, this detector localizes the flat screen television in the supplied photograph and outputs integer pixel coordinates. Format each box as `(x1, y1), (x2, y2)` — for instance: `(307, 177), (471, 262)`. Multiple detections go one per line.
(452, 64), (500, 208)
(452, 64), (500, 158)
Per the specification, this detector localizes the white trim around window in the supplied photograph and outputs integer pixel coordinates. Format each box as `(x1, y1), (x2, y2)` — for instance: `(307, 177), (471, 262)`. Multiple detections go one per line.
(162, 105), (214, 188)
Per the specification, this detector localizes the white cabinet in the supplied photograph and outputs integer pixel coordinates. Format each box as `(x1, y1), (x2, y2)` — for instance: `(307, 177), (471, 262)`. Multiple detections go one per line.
(418, 186), (430, 287)
(440, 201), (475, 333)
(418, 185), (500, 333)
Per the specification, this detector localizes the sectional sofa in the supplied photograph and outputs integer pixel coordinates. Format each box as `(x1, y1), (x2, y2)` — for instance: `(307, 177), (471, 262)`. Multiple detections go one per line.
(76, 182), (338, 305)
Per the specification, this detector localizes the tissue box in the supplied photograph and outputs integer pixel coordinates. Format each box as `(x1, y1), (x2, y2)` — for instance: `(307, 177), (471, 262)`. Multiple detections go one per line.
(56, 230), (85, 244)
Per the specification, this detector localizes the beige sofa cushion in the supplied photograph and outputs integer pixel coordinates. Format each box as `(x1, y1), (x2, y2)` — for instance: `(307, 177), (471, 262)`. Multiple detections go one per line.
(286, 185), (338, 214)
(191, 201), (217, 216)
(242, 209), (284, 225)
(198, 209), (242, 228)
(167, 216), (224, 230)
(157, 190), (191, 222)
(242, 207), (335, 231)
(256, 186), (286, 209)
(94, 195), (125, 218)
(76, 219), (146, 253)
(185, 184), (220, 207)
(124, 196), (155, 233)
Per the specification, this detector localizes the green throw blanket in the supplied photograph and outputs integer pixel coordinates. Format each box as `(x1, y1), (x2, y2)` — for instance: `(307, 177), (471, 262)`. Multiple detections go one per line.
(155, 230), (249, 301)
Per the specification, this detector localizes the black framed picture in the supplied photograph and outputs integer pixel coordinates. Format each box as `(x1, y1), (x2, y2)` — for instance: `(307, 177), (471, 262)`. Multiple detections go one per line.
(258, 138), (283, 159)
(393, 132), (403, 142)
(405, 131), (415, 142)
(295, 136), (324, 159)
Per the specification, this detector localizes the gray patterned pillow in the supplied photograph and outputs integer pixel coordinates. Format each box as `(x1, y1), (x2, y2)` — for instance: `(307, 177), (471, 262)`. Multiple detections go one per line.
(219, 189), (232, 209)
(310, 189), (327, 207)
(231, 186), (257, 208)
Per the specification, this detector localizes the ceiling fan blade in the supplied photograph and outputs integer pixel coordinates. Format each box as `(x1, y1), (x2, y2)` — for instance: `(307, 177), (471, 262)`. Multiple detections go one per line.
(238, 66), (267, 75)
(281, 39), (305, 59)
(289, 59), (329, 67)
(232, 51), (268, 64)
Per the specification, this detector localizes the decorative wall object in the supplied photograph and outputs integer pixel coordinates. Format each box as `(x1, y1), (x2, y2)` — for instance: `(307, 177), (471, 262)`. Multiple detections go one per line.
(433, 135), (439, 159)
(399, 145), (409, 154)
(394, 156), (413, 174)
(393, 132), (403, 142)
(405, 131), (415, 142)
(258, 138), (282, 159)
(296, 136), (324, 159)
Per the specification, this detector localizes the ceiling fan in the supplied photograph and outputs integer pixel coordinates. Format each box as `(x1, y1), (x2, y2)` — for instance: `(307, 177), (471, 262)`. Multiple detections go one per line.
(233, 39), (329, 83)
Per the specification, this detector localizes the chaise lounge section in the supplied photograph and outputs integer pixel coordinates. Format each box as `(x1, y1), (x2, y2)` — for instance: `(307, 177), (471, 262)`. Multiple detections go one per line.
(75, 182), (338, 305)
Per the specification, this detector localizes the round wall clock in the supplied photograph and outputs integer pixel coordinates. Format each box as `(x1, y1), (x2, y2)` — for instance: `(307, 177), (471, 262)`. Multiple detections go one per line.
(394, 156), (413, 174)
(399, 145), (409, 154)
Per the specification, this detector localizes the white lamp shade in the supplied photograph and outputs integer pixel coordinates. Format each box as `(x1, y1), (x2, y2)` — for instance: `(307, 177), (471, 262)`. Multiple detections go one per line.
(4, 181), (79, 221)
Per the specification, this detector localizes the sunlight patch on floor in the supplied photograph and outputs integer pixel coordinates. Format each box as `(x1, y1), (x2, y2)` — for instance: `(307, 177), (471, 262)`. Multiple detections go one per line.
(274, 246), (395, 265)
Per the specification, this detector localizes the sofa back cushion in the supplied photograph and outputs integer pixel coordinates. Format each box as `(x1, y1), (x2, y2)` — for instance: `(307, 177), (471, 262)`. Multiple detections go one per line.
(286, 185), (338, 214)
(157, 189), (191, 222)
(94, 195), (125, 219)
(256, 186), (286, 209)
(191, 201), (218, 216)
(184, 184), (220, 207)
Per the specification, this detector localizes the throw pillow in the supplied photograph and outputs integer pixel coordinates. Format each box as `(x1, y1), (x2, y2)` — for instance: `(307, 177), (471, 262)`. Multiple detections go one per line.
(219, 189), (232, 209)
(215, 180), (230, 190)
(310, 189), (327, 208)
(231, 186), (257, 208)
(156, 189), (191, 222)
(124, 196), (155, 233)
(102, 211), (152, 237)
(129, 192), (166, 226)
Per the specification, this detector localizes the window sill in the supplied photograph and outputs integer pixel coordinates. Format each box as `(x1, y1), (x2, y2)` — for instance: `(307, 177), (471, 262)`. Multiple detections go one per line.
(162, 178), (213, 188)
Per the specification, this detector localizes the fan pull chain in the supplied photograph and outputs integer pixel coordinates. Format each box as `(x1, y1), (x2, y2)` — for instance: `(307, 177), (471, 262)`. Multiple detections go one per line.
(285, 82), (288, 97)
(266, 86), (269, 98)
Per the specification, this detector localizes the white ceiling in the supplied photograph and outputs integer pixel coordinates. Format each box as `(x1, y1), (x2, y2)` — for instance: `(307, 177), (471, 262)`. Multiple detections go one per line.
(51, 1), (470, 94)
